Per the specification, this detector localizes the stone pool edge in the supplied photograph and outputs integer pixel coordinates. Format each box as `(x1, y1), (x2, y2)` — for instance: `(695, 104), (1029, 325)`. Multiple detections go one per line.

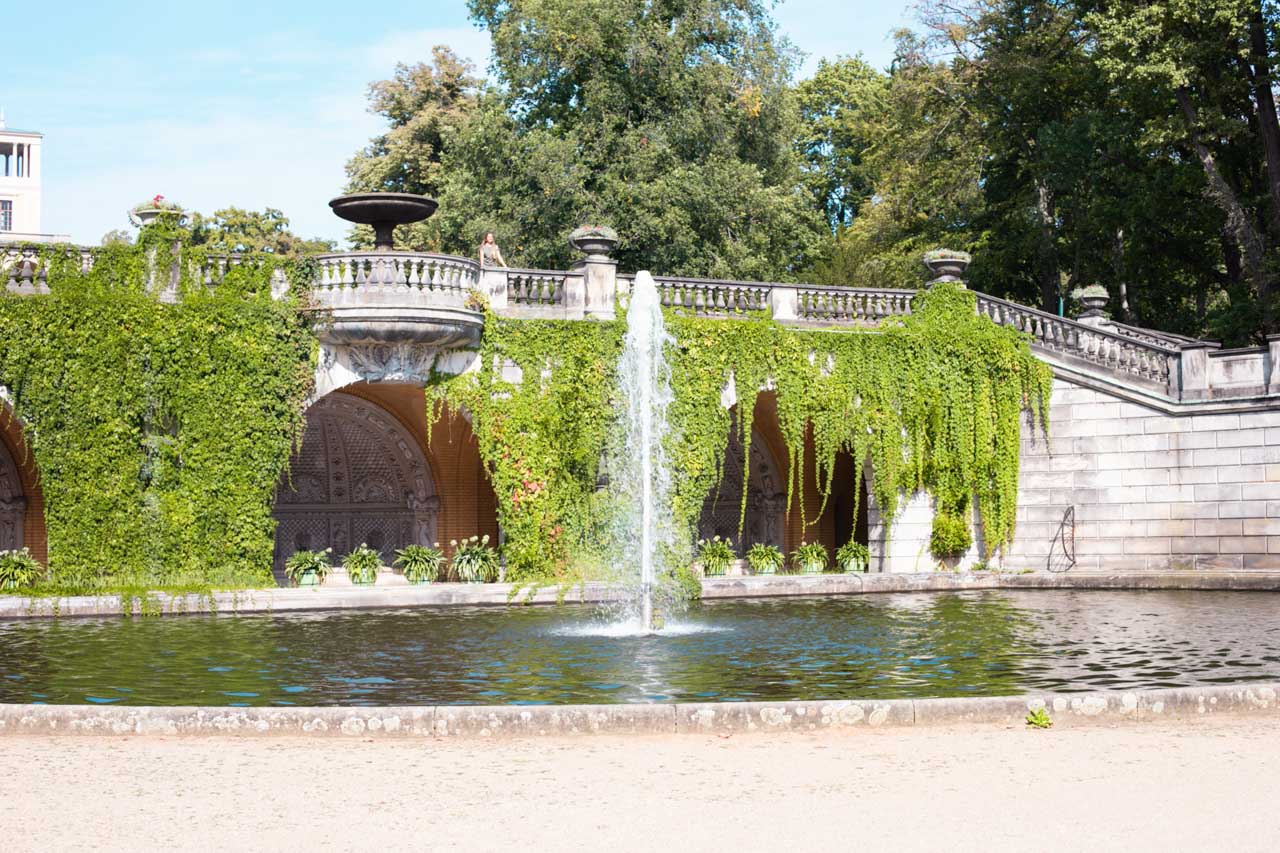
(3, 570), (1280, 620)
(1, 682), (1276, 738)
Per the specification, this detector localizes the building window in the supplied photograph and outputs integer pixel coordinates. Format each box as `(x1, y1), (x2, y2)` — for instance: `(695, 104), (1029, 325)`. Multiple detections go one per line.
(0, 200), (12, 231)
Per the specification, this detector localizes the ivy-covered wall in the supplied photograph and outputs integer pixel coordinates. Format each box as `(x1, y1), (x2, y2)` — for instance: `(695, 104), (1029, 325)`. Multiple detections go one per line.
(433, 284), (1050, 581)
(0, 235), (316, 591)
(0, 239), (1045, 592)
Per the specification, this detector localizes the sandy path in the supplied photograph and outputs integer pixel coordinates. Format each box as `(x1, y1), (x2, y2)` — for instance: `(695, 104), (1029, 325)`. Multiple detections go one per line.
(2, 719), (1276, 852)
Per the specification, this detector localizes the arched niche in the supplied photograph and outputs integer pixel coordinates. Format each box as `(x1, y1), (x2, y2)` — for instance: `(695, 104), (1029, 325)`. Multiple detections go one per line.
(697, 426), (786, 550)
(0, 434), (27, 551)
(272, 392), (439, 580)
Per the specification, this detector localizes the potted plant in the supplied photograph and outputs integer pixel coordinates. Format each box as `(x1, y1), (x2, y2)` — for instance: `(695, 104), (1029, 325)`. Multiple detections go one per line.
(790, 541), (828, 575)
(836, 541), (870, 573)
(395, 543), (444, 584)
(128, 194), (187, 228)
(1071, 283), (1110, 320)
(746, 542), (784, 575)
(568, 224), (619, 259)
(922, 248), (971, 284)
(451, 535), (500, 583)
(930, 512), (973, 567)
(343, 543), (382, 585)
(284, 548), (332, 588)
(696, 535), (735, 577)
(0, 548), (42, 590)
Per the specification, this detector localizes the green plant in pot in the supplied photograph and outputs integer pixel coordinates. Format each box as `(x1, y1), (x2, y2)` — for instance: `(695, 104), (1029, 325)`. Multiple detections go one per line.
(451, 535), (500, 583)
(746, 542), (784, 575)
(790, 541), (828, 575)
(0, 548), (42, 590)
(836, 541), (870, 573)
(394, 543), (444, 584)
(284, 548), (332, 588)
(696, 535), (735, 577)
(343, 544), (382, 585)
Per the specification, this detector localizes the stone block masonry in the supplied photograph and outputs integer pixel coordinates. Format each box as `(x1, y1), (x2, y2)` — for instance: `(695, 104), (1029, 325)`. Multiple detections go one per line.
(1006, 378), (1280, 571)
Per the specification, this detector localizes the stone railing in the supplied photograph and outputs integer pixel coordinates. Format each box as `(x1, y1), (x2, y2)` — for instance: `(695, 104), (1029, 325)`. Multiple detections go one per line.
(653, 275), (771, 316)
(505, 268), (567, 308)
(974, 292), (1180, 394)
(9, 242), (1278, 402)
(313, 251), (477, 296)
(795, 286), (913, 324)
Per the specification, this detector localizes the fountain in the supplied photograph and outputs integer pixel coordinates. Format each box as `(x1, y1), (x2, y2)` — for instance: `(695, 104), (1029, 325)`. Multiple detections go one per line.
(611, 271), (677, 631)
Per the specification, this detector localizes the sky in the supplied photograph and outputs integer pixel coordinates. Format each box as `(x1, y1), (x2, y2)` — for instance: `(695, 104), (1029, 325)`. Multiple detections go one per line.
(3, 1), (912, 246)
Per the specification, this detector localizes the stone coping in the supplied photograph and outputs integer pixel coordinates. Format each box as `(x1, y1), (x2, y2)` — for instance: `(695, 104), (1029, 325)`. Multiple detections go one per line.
(4, 570), (1280, 621)
(0, 682), (1275, 738)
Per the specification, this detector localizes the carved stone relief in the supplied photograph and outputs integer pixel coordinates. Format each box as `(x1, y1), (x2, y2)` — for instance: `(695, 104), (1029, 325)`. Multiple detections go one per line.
(272, 392), (439, 580)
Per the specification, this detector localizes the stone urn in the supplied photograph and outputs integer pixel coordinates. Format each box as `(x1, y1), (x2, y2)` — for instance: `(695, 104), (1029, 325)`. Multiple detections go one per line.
(129, 206), (187, 228)
(329, 192), (438, 251)
(1073, 284), (1111, 320)
(568, 225), (619, 260)
(922, 249), (971, 286)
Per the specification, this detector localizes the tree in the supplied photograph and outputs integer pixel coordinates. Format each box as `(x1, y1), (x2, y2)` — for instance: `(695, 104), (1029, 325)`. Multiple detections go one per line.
(100, 229), (133, 246)
(188, 207), (334, 255)
(795, 55), (889, 230)
(350, 0), (822, 278)
(344, 46), (482, 251)
(1089, 0), (1280, 339)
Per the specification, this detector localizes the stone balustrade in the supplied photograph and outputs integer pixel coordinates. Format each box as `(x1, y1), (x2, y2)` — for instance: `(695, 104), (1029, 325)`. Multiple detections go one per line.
(6, 243), (1279, 405)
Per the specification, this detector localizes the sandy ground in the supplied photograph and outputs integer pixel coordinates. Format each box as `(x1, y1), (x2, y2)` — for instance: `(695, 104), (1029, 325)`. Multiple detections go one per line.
(3, 718), (1277, 852)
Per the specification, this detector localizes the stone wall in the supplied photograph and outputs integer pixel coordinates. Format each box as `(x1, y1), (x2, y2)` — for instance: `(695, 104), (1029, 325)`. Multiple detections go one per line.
(1004, 378), (1280, 571)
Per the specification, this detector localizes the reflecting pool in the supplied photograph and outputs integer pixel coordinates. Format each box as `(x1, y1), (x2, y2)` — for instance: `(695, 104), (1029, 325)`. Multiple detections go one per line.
(1, 590), (1278, 706)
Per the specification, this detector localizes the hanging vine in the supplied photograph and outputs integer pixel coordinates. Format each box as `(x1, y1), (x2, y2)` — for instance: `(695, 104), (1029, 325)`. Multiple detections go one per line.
(665, 284), (1051, 556)
(429, 315), (624, 581)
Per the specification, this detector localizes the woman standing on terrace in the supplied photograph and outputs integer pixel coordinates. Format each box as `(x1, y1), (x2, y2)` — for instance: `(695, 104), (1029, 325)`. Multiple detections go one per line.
(479, 232), (507, 268)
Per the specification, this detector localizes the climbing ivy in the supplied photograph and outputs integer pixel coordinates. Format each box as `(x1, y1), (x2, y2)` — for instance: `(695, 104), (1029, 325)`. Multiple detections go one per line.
(664, 284), (1051, 557)
(435, 284), (1047, 581)
(0, 227), (316, 590)
(430, 315), (624, 581)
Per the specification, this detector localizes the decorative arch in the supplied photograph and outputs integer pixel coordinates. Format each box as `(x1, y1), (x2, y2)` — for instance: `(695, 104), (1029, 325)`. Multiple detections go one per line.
(272, 392), (439, 579)
(697, 426), (786, 550)
(0, 433), (26, 551)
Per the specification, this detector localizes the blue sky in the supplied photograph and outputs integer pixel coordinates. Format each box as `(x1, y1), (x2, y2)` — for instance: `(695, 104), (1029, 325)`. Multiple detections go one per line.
(4, 1), (911, 245)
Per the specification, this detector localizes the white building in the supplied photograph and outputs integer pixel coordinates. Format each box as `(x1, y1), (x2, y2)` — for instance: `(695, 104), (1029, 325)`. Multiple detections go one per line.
(0, 114), (68, 244)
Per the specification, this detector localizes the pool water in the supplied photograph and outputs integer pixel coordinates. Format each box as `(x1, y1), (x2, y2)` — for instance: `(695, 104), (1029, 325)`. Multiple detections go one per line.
(1, 590), (1278, 706)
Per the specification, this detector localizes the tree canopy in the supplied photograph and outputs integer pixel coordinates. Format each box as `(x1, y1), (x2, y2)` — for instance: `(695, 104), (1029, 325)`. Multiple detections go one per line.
(345, 0), (1280, 344)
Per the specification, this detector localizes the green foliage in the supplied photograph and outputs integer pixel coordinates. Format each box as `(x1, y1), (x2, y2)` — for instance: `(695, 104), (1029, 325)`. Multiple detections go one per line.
(672, 563), (703, 602)
(836, 541), (870, 572)
(431, 316), (624, 581)
(0, 231), (317, 590)
(0, 548), (42, 589)
(352, 0), (823, 279)
(1026, 707), (1053, 729)
(665, 284), (1050, 560)
(930, 511), (973, 559)
(790, 541), (829, 573)
(187, 207), (335, 256)
(746, 542), (785, 575)
(796, 55), (890, 230)
(696, 535), (736, 577)
(342, 544), (382, 585)
(395, 544), (444, 584)
(451, 535), (500, 583)
(284, 549), (332, 585)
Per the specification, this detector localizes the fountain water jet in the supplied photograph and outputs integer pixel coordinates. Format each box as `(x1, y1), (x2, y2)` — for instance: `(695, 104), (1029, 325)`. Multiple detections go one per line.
(610, 271), (676, 631)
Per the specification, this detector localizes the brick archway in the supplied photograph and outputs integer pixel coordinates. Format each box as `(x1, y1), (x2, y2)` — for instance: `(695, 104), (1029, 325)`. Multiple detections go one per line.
(0, 407), (46, 563)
